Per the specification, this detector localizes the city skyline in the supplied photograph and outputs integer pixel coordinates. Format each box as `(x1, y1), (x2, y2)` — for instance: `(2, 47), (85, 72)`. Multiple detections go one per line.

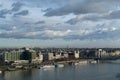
(0, 0), (120, 48)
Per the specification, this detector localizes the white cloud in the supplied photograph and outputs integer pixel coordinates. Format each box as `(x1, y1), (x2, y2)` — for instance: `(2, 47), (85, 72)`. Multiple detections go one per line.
(43, 29), (72, 37)
(11, 26), (16, 30)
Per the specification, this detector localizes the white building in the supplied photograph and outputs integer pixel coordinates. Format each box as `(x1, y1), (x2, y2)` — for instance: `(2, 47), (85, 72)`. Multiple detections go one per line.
(32, 53), (43, 63)
(74, 51), (80, 59)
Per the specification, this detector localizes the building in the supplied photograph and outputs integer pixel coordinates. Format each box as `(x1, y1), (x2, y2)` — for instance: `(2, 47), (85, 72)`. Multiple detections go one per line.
(54, 52), (62, 59)
(61, 52), (69, 59)
(37, 53), (43, 62)
(3, 50), (22, 62)
(96, 49), (108, 59)
(63, 53), (69, 58)
(115, 50), (120, 56)
(43, 52), (55, 61)
(74, 50), (80, 59)
(32, 52), (43, 63)
(3, 48), (37, 63)
(20, 48), (37, 63)
(68, 51), (74, 59)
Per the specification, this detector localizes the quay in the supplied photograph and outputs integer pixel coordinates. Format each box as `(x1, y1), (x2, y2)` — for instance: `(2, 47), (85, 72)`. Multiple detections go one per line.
(0, 59), (98, 71)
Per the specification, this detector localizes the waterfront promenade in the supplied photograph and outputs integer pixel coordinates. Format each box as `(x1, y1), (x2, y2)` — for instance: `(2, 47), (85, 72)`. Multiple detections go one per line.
(0, 58), (120, 71)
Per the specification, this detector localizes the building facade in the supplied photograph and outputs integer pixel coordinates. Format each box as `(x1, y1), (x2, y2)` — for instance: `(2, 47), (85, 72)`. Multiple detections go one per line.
(3, 50), (22, 62)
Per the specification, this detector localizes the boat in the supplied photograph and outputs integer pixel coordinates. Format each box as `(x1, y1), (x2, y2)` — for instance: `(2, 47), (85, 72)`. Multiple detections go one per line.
(15, 65), (23, 69)
(11, 63), (23, 69)
(79, 60), (88, 64)
(74, 62), (79, 65)
(41, 65), (55, 69)
(55, 64), (64, 68)
(89, 60), (97, 64)
(0, 71), (2, 74)
(7, 66), (16, 71)
(72, 60), (89, 66)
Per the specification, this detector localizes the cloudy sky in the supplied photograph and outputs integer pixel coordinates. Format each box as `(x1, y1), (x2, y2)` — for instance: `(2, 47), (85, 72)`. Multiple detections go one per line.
(0, 0), (120, 48)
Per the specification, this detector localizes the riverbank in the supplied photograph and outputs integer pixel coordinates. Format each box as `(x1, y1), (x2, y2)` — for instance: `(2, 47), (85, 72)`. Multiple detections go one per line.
(0, 59), (97, 71)
(0, 59), (119, 71)
(0, 66), (7, 71)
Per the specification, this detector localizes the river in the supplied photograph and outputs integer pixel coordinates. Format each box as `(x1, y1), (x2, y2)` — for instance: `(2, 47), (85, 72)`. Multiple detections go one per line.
(0, 60), (120, 80)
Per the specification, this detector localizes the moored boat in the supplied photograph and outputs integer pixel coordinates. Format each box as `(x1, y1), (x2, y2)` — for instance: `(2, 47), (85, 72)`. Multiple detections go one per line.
(7, 66), (16, 71)
(0, 71), (2, 74)
(41, 65), (55, 69)
(55, 64), (64, 68)
(15, 65), (23, 69)
(89, 60), (97, 64)
(79, 60), (88, 64)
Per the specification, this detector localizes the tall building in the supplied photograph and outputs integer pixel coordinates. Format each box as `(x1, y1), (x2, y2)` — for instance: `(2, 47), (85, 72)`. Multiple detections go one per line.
(3, 50), (22, 62)
(20, 48), (37, 63)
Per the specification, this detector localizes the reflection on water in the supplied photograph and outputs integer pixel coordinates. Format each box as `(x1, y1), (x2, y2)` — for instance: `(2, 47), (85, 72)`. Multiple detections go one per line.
(0, 60), (120, 80)
(116, 73), (120, 80)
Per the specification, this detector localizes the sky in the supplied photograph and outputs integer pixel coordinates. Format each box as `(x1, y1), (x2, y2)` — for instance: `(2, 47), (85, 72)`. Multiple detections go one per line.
(0, 0), (120, 48)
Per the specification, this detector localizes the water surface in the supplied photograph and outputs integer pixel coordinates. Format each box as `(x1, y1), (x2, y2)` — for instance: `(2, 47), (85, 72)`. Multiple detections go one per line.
(0, 60), (120, 80)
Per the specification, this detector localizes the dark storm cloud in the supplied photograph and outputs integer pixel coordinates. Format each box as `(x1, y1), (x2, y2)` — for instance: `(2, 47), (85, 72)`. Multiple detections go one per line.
(44, 0), (120, 16)
(0, 9), (10, 18)
(0, 2), (26, 18)
(66, 10), (120, 25)
(0, 31), (27, 39)
(14, 10), (29, 16)
(63, 29), (120, 40)
(11, 2), (24, 12)
(81, 30), (120, 40)
(66, 14), (102, 25)
(66, 18), (79, 25)
(0, 20), (119, 40)
(35, 21), (45, 24)
(105, 10), (120, 19)
(42, 8), (53, 12)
